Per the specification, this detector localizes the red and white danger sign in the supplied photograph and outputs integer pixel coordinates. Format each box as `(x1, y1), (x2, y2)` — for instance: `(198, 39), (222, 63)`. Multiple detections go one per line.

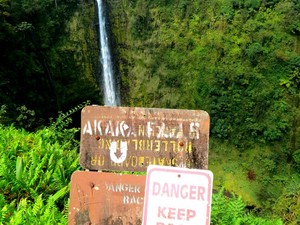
(142, 165), (213, 225)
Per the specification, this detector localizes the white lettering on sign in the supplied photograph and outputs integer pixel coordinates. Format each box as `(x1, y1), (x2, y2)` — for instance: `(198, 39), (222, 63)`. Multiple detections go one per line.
(105, 183), (144, 205)
(189, 122), (200, 139)
(83, 120), (131, 137)
(105, 183), (141, 193)
(123, 195), (144, 204)
(82, 120), (200, 139)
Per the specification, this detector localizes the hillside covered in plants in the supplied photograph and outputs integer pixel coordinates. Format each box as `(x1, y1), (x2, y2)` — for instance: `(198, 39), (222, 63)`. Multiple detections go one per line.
(107, 1), (300, 222)
(0, 0), (299, 224)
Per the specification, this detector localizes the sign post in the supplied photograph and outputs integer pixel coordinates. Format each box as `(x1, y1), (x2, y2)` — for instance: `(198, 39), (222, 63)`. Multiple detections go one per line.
(143, 165), (213, 225)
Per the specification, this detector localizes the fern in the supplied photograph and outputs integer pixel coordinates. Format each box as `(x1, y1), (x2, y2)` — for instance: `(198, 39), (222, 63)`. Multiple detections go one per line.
(228, 196), (246, 219)
(32, 194), (44, 216)
(29, 152), (49, 187)
(0, 103), (88, 224)
(15, 156), (23, 181)
(50, 100), (90, 131)
(11, 198), (27, 225)
(8, 194), (67, 225)
(0, 156), (8, 178)
(211, 188), (283, 225)
(51, 186), (69, 202)
(0, 205), (8, 224)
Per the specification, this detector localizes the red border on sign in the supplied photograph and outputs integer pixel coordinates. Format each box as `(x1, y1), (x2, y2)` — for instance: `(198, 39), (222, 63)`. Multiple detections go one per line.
(143, 166), (213, 225)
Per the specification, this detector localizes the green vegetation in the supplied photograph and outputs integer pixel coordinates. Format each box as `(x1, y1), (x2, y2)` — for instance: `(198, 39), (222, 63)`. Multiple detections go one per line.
(0, 117), (80, 224)
(211, 188), (283, 225)
(0, 0), (299, 224)
(0, 122), (283, 224)
(109, 0), (299, 151)
(0, 0), (100, 127)
(108, 0), (300, 223)
(209, 139), (300, 224)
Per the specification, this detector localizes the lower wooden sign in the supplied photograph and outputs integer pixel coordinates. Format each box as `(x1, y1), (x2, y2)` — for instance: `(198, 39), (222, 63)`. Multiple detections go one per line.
(68, 171), (146, 225)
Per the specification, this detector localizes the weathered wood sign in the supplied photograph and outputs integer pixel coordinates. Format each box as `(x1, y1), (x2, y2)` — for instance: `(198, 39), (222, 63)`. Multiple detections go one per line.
(143, 165), (213, 225)
(79, 105), (210, 171)
(68, 171), (146, 225)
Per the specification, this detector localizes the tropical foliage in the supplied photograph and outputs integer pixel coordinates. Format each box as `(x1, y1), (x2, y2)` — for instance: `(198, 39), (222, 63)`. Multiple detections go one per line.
(0, 122), (283, 224)
(110, 0), (299, 153)
(108, 1), (300, 223)
(211, 188), (283, 225)
(0, 0), (100, 127)
(0, 117), (80, 224)
(0, 0), (299, 224)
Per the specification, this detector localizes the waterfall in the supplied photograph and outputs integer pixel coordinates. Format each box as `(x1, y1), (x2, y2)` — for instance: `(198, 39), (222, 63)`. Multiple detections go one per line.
(96, 0), (120, 106)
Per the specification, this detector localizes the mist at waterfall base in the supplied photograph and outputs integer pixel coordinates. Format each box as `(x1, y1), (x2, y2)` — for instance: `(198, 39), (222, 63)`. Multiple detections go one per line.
(97, 0), (120, 107)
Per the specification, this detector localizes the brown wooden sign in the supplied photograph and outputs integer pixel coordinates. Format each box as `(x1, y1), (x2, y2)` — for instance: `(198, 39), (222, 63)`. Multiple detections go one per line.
(68, 171), (146, 225)
(80, 106), (210, 172)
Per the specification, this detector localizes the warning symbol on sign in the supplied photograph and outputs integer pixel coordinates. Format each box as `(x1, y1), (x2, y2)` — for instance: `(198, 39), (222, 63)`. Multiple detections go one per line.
(109, 140), (128, 163)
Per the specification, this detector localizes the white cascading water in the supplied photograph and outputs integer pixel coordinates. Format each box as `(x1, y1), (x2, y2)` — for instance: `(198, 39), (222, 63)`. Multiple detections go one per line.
(97, 0), (120, 106)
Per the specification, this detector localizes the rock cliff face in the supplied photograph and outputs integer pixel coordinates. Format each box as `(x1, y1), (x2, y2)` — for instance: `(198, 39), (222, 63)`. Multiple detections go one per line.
(61, 1), (116, 105)
(105, 0), (133, 105)
(68, 0), (123, 107)
(101, 0), (202, 108)
(105, 0), (154, 106)
(56, 2), (101, 108)
(37, 1), (106, 119)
